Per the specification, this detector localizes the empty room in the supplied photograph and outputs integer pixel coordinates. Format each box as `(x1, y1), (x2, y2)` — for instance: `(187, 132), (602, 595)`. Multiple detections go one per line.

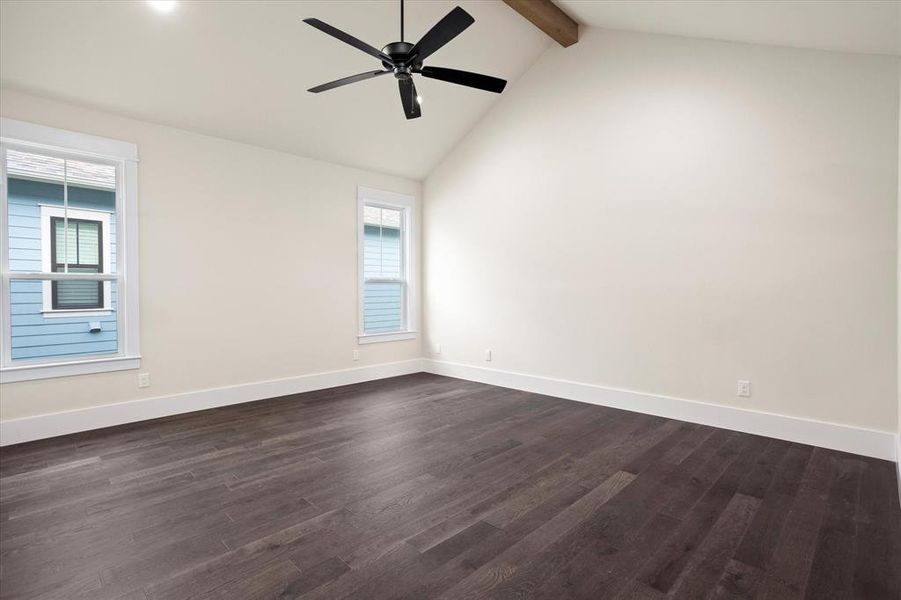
(0, 0), (899, 598)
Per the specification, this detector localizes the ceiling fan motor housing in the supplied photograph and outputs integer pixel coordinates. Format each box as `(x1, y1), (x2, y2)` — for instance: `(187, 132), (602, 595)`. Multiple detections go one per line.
(382, 41), (421, 77)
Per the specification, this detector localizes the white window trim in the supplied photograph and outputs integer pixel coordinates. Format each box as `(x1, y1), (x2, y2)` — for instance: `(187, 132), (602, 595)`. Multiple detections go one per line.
(357, 186), (417, 344)
(358, 331), (417, 344)
(40, 205), (113, 316)
(0, 117), (141, 383)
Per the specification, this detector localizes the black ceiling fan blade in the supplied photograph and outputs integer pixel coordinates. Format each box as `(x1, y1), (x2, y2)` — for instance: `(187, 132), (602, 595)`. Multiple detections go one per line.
(308, 70), (391, 93)
(419, 66), (507, 93)
(409, 6), (474, 63)
(303, 18), (394, 64)
(398, 78), (421, 119)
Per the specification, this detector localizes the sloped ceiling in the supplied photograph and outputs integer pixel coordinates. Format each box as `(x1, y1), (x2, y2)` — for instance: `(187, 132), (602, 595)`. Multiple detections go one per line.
(556, 0), (901, 56)
(0, 1), (550, 179)
(3, 1), (897, 181)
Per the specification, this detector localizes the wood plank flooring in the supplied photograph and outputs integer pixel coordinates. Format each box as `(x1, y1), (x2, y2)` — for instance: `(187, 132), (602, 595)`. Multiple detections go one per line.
(1, 373), (899, 599)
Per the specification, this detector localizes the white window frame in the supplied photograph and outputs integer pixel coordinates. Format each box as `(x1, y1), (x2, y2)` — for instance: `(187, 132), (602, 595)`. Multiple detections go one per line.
(0, 118), (141, 382)
(357, 187), (417, 344)
(40, 205), (113, 317)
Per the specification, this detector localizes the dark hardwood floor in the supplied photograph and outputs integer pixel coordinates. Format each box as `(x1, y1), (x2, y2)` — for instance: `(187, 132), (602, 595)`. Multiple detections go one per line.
(1, 373), (899, 599)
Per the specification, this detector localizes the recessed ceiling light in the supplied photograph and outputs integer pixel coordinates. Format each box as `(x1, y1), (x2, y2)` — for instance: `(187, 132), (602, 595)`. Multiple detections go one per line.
(147, 1), (177, 13)
(416, 95), (424, 105)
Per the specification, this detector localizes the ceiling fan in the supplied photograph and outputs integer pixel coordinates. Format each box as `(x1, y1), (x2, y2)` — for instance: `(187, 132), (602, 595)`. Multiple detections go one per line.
(303, 0), (507, 120)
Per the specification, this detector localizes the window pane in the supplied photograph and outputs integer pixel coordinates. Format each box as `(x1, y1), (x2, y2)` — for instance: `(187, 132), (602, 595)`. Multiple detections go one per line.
(6, 149), (66, 181)
(5, 153), (61, 274)
(363, 281), (403, 334)
(363, 205), (381, 225)
(8, 279), (118, 362)
(65, 159), (116, 190)
(54, 262), (102, 309)
(380, 208), (401, 228)
(53, 218), (76, 266)
(77, 221), (100, 265)
(52, 219), (101, 268)
(363, 223), (402, 279)
(5, 150), (116, 276)
(54, 281), (103, 309)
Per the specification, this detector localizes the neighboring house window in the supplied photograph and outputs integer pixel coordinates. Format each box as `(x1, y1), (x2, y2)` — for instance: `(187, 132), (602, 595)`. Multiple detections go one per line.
(358, 187), (416, 343)
(52, 217), (103, 310)
(43, 209), (112, 312)
(0, 118), (140, 382)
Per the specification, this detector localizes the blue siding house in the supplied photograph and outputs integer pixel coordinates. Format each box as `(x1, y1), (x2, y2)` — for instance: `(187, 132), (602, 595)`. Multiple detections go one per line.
(7, 154), (119, 362)
(362, 207), (404, 334)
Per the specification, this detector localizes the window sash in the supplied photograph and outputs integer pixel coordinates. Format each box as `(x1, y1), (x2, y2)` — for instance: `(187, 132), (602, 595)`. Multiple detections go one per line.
(50, 217), (103, 272)
(52, 279), (104, 311)
(363, 205), (406, 335)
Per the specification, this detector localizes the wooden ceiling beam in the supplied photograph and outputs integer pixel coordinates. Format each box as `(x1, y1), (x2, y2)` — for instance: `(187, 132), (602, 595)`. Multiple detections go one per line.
(503, 0), (579, 48)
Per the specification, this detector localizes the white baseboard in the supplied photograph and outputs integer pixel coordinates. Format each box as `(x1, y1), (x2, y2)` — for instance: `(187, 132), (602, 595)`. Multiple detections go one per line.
(423, 359), (897, 461)
(0, 359), (426, 447)
(3, 357), (897, 465)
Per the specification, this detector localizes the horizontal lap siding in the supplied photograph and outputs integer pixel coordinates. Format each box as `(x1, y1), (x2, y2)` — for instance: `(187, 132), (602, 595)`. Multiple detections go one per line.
(7, 178), (119, 361)
(363, 282), (403, 333)
(363, 224), (403, 334)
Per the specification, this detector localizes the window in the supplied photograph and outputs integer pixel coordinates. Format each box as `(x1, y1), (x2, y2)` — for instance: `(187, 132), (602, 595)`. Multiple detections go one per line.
(51, 217), (103, 310)
(358, 187), (416, 343)
(1, 118), (140, 382)
(44, 208), (112, 313)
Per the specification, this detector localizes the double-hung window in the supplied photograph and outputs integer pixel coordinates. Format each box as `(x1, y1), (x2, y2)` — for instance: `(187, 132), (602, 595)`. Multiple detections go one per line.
(0, 118), (140, 382)
(46, 210), (111, 312)
(51, 216), (103, 310)
(358, 187), (416, 343)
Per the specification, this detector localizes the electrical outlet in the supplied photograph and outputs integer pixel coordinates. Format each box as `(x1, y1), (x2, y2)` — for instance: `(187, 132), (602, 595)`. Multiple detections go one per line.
(737, 380), (751, 397)
(137, 373), (151, 388)
(352, 349), (360, 361)
(433, 343), (442, 355)
(484, 349), (492, 362)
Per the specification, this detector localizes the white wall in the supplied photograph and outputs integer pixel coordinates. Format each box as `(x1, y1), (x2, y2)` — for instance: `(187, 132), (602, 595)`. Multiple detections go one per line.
(0, 89), (421, 421)
(424, 29), (900, 433)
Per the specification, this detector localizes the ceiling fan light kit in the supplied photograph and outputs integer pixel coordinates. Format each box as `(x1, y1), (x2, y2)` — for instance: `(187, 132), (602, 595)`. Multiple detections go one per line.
(304, 0), (507, 120)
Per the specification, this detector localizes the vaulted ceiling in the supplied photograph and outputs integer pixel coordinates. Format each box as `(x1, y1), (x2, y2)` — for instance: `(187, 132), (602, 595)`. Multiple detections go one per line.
(1, 1), (897, 181)
(0, 1), (550, 180)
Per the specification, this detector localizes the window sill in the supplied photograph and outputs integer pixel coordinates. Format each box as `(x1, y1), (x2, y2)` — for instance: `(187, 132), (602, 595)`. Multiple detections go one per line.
(42, 309), (113, 319)
(357, 331), (417, 345)
(0, 355), (141, 383)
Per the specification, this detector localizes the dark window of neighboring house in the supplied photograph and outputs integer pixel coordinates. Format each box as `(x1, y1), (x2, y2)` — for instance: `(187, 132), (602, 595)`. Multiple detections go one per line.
(50, 217), (103, 310)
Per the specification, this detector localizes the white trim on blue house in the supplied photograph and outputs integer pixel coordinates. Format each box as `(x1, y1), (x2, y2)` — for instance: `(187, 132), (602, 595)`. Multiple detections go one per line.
(0, 118), (140, 383)
(39, 205), (113, 315)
